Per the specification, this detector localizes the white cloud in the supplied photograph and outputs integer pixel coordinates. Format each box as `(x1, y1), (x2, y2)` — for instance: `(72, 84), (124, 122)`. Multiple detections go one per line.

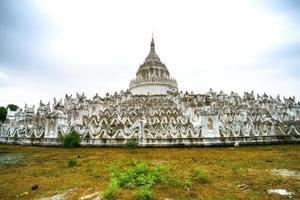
(0, 0), (300, 107)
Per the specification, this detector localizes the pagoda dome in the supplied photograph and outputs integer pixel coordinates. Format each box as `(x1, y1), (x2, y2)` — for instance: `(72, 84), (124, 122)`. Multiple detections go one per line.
(129, 37), (178, 95)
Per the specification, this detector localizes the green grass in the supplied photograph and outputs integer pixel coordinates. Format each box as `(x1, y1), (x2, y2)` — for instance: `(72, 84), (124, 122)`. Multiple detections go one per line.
(193, 167), (209, 183)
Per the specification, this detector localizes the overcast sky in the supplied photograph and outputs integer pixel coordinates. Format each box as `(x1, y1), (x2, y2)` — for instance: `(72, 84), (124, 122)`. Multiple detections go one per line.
(0, 0), (300, 107)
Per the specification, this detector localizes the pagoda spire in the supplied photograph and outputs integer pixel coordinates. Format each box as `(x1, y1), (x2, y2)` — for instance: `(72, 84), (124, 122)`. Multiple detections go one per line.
(150, 33), (155, 51)
(144, 33), (161, 64)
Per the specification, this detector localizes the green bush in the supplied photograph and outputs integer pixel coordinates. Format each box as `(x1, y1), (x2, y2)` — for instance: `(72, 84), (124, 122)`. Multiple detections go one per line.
(102, 177), (120, 200)
(103, 161), (196, 199)
(135, 188), (154, 200)
(103, 161), (167, 199)
(68, 158), (77, 167)
(155, 165), (180, 186)
(112, 162), (155, 189)
(62, 130), (81, 148)
(193, 167), (209, 183)
(102, 189), (114, 200)
(125, 139), (138, 149)
(183, 176), (192, 188)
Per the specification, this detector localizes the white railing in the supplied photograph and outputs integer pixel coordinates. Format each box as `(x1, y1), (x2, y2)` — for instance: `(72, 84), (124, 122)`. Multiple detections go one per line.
(129, 77), (178, 88)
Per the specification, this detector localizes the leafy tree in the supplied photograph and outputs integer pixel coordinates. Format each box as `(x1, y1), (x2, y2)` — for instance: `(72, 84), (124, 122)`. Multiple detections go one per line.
(0, 106), (7, 122)
(6, 104), (18, 111)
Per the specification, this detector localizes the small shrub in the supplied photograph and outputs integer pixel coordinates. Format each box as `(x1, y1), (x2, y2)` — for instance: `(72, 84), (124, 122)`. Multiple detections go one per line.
(135, 188), (154, 200)
(103, 161), (185, 198)
(117, 162), (154, 188)
(217, 160), (226, 167)
(68, 158), (77, 167)
(102, 177), (120, 200)
(102, 189), (114, 200)
(194, 167), (209, 183)
(183, 176), (192, 188)
(156, 165), (180, 186)
(62, 130), (81, 148)
(125, 139), (138, 149)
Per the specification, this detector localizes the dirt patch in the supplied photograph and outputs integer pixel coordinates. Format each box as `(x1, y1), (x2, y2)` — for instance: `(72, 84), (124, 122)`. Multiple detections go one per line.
(267, 189), (294, 198)
(151, 160), (167, 165)
(0, 152), (27, 165)
(39, 188), (76, 200)
(79, 192), (101, 200)
(271, 169), (300, 179)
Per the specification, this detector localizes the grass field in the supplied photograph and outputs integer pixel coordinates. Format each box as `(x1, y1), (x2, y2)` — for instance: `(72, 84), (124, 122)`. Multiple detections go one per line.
(0, 144), (299, 200)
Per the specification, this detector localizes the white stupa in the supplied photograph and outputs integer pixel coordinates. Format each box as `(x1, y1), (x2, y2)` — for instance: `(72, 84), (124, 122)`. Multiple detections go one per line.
(129, 37), (178, 95)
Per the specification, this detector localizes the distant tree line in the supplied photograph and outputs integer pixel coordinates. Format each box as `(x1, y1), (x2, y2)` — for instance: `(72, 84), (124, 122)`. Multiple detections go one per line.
(0, 104), (19, 122)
